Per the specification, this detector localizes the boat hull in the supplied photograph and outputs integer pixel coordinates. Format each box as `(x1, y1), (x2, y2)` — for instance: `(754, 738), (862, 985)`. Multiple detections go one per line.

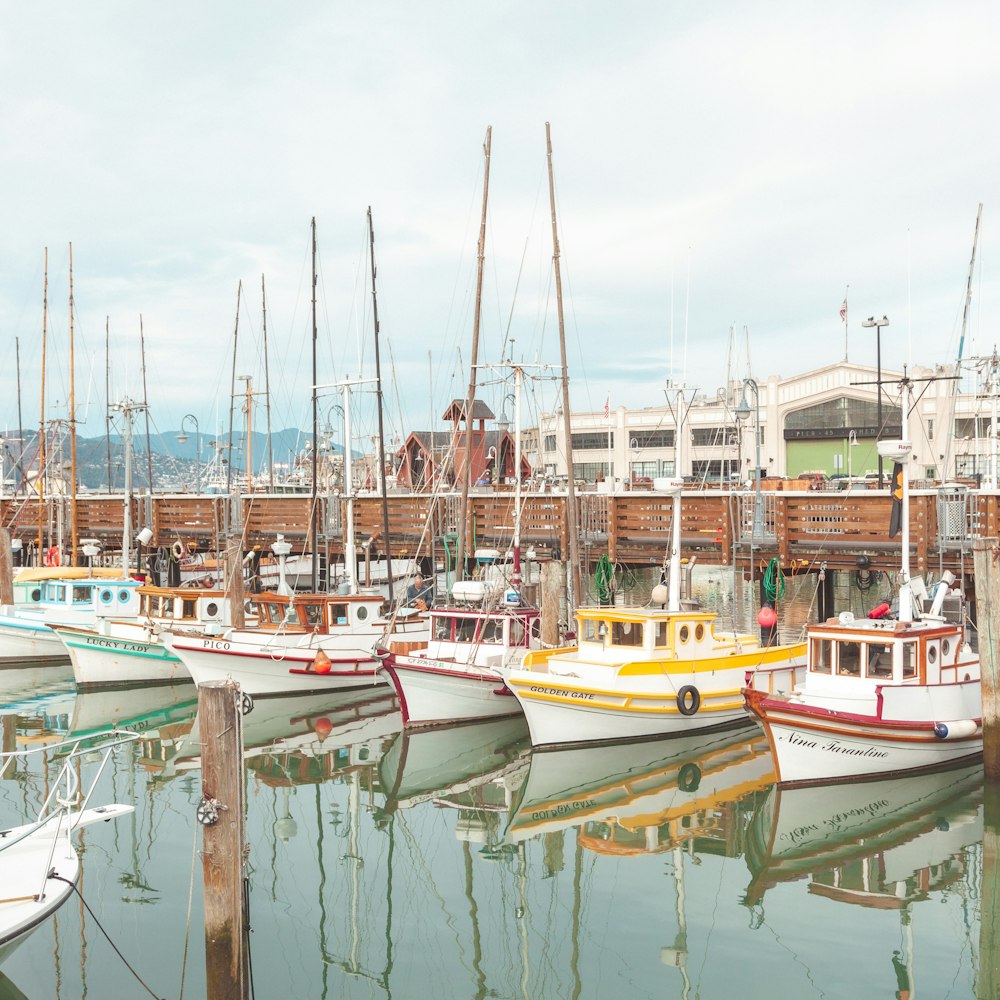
(745, 688), (983, 785)
(56, 625), (190, 688)
(381, 657), (521, 727)
(166, 633), (386, 696)
(0, 617), (67, 664)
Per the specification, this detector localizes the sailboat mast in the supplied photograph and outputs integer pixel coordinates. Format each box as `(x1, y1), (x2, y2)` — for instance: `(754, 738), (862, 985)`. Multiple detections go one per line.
(140, 314), (154, 493)
(546, 122), (581, 610)
(37, 247), (48, 566)
(15, 337), (24, 495)
(262, 274), (275, 491)
(455, 125), (492, 579)
(69, 242), (78, 566)
(227, 282), (242, 496)
(105, 318), (112, 492)
(311, 218), (319, 591)
(368, 207), (394, 602)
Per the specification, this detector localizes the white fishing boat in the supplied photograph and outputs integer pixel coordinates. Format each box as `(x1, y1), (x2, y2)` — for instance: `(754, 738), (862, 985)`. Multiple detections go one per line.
(379, 575), (542, 727)
(0, 568), (142, 665)
(164, 590), (429, 697)
(51, 585), (246, 688)
(0, 731), (139, 961)
(744, 379), (982, 785)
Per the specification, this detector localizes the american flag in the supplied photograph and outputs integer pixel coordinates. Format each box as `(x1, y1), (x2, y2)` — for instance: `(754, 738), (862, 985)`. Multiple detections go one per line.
(604, 394), (610, 419)
(839, 299), (847, 322)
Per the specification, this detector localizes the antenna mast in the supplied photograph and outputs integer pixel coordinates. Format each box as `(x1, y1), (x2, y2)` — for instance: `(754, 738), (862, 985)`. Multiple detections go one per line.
(69, 243), (78, 566)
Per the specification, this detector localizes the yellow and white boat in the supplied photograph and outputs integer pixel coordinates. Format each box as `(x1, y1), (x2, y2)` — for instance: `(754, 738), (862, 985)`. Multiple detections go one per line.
(503, 477), (806, 748)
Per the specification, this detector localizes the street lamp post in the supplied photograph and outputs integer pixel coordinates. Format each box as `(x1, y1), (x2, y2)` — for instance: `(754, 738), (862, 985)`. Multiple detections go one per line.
(862, 315), (890, 487)
(176, 415), (201, 495)
(735, 378), (763, 540)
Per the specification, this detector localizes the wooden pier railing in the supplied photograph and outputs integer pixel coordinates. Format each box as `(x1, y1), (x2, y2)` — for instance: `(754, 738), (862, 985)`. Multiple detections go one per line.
(1, 486), (993, 576)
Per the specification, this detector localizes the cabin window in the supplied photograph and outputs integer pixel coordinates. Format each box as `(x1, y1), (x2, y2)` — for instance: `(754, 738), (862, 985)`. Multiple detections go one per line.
(611, 621), (643, 647)
(454, 618), (479, 642)
(140, 595), (152, 615)
(120, 590), (133, 604)
(481, 619), (505, 643)
(329, 604), (348, 625)
(433, 617), (451, 641)
(866, 642), (892, 679)
(99, 589), (114, 605)
(260, 603), (279, 624)
(30, 587), (41, 602)
(927, 644), (938, 665)
(810, 638), (833, 673)
(678, 625), (690, 644)
(902, 643), (917, 678)
(73, 585), (91, 603)
(837, 642), (862, 676)
(182, 599), (196, 619)
(356, 606), (369, 622)
(162, 598), (177, 618)
(694, 623), (705, 642)
(302, 604), (324, 627)
(53, 585), (67, 602)
(580, 619), (604, 644)
(941, 637), (952, 661)
(205, 602), (220, 618)
(654, 622), (669, 647)
(530, 619), (540, 641)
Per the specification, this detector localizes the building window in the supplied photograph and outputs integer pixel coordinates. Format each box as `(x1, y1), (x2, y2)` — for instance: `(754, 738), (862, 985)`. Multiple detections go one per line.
(544, 434), (557, 452)
(573, 462), (609, 481)
(571, 432), (613, 450)
(629, 429), (675, 448)
(691, 427), (731, 447)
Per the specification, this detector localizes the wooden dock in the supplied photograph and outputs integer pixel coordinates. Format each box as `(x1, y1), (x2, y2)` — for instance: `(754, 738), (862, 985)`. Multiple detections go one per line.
(2, 485), (992, 578)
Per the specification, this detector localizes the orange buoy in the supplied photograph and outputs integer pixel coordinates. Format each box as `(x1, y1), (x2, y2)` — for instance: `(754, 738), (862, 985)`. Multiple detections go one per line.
(315, 717), (333, 739)
(313, 650), (332, 675)
(757, 606), (777, 629)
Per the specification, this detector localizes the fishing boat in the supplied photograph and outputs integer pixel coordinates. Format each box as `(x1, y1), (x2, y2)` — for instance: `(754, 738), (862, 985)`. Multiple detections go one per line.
(51, 585), (245, 688)
(164, 589), (429, 696)
(504, 468), (806, 747)
(744, 380), (982, 785)
(0, 731), (139, 961)
(0, 568), (143, 665)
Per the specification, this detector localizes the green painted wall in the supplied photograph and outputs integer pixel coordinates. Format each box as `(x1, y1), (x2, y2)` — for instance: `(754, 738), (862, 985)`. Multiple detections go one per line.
(786, 437), (879, 478)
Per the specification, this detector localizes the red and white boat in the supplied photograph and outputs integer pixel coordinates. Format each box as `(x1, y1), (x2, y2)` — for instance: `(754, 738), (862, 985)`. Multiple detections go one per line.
(379, 577), (542, 728)
(745, 382), (982, 786)
(164, 590), (429, 696)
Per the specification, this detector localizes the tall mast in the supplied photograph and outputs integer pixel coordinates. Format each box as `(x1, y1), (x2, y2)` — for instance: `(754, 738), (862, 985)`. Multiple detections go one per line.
(227, 282), (242, 495)
(37, 248), (48, 565)
(140, 314), (154, 493)
(455, 125), (492, 579)
(546, 122), (581, 610)
(105, 318), (112, 492)
(368, 207), (394, 603)
(958, 203), (983, 363)
(262, 274), (275, 491)
(311, 218), (319, 591)
(69, 243), (78, 566)
(15, 337), (24, 495)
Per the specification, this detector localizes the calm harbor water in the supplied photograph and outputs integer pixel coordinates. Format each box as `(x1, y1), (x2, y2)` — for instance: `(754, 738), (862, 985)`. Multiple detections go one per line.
(0, 658), (990, 1000)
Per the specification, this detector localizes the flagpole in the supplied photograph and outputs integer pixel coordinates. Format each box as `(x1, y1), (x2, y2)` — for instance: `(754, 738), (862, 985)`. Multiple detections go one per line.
(606, 393), (612, 488)
(842, 284), (849, 362)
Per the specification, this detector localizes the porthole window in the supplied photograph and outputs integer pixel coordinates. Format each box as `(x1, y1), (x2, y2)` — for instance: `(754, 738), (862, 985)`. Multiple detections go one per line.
(941, 638), (952, 658)
(695, 624), (705, 642)
(679, 625), (690, 644)
(205, 602), (219, 617)
(928, 645), (938, 664)
(118, 589), (131, 603)
(357, 606), (369, 621)
(100, 589), (114, 604)
(30, 588), (41, 602)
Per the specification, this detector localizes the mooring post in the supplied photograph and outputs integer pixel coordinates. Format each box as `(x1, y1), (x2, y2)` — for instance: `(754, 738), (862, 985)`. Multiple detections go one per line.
(979, 783), (1000, 1000)
(199, 679), (249, 1000)
(0, 528), (14, 606)
(973, 539), (1000, 781)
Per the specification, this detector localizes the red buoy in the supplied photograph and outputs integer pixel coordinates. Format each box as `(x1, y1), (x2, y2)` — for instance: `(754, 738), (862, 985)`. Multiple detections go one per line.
(315, 717), (333, 739)
(757, 606), (777, 629)
(867, 602), (891, 619)
(313, 650), (332, 674)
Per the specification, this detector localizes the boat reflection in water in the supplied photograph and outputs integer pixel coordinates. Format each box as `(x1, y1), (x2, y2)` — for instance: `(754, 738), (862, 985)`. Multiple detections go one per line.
(744, 762), (983, 998)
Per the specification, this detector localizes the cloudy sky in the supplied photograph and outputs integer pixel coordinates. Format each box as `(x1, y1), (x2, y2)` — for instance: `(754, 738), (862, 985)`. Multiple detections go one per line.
(2, 2), (998, 464)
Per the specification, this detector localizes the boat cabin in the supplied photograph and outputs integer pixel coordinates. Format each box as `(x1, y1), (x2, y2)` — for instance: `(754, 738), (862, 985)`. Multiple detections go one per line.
(573, 608), (755, 660)
(135, 587), (239, 628)
(806, 615), (979, 689)
(426, 607), (541, 660)
(18, 577), (143, 619)
(249, 592), (387, 633)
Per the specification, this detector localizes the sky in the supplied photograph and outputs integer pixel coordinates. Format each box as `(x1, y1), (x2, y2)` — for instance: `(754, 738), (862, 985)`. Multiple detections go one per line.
(2, 2), (999, 467)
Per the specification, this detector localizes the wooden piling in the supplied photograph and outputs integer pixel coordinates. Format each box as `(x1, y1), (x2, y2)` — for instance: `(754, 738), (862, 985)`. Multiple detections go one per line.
(223, 537), (246, 630)
(0, 528), (14, 606)
(540, 560), (565, 648)
(978, 783), (1000, 1000)
(199, 679), (249, 1000)
(972, 539), (1000, 780)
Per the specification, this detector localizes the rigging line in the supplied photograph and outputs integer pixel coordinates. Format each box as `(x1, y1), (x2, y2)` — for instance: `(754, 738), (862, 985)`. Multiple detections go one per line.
(177, 802), (200, 1000)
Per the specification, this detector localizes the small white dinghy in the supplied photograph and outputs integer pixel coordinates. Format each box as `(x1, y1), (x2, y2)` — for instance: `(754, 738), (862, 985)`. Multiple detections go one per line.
(0, 731), (138, 959)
